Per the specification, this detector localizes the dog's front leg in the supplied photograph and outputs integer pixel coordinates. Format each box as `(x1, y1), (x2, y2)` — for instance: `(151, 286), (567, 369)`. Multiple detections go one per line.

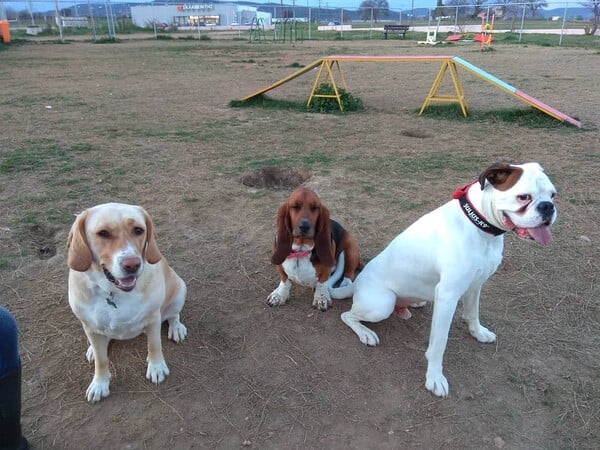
(84, 330), (111, 403)
(425, 288), (460, 397)
(313, 282), (332, 311)
(267, 279), (292, 306)
(462, 285), (496, 343)
(145, 313), (169, 384)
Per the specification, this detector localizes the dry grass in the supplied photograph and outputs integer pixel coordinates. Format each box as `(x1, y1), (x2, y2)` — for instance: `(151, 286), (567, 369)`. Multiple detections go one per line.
(0, 36), (598, 449)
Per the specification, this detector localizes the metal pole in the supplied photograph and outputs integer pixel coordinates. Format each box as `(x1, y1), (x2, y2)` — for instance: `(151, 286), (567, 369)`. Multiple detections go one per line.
(308, 4), (311, 40)
(54, 0), (64, 42)
(559, 2), (567, 46)
(88, 0), (97, 40)
(519, 3), (525, 42)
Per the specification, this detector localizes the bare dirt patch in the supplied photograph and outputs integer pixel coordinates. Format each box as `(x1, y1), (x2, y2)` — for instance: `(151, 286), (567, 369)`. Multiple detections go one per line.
(0, 37), (598, 449)
(240, 166), (309, 190)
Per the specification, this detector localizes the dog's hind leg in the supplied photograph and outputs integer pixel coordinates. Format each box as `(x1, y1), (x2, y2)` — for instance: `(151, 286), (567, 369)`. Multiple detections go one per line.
(341, 287), (396, 346)
(163, 281), (187, 343)
(461, 285), (496, 343)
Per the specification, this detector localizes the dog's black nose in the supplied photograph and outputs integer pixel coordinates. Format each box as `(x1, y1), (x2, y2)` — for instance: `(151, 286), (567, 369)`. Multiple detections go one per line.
(298, 219), (312, 235)
(537, 201), (555, 220)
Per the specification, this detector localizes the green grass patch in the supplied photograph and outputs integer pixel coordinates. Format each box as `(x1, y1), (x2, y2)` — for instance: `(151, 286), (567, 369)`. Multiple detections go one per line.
(230, 84), (363, 114)
(419, 103), (577, 129)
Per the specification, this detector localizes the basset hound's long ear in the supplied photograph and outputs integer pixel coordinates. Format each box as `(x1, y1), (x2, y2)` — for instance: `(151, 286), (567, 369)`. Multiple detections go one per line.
(271, 202), (293, 265)
(67, 210), (92, 272)
(314, 204), (334, 267)
(478, 163), (524, 191)
(141, 207), (162, 264)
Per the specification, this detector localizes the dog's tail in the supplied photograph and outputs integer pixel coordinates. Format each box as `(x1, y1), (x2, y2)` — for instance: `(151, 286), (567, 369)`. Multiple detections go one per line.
(328, 282), (355, 299)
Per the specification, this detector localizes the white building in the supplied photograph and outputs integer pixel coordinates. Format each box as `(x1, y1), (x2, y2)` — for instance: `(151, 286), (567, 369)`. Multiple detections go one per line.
(131, 3), (271, 28)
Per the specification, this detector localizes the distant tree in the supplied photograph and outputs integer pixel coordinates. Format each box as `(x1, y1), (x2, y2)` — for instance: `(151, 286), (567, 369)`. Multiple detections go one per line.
(581, 0), (599, 34)
(471, 0), (487, 19)
(526, 0), (548, 18)
(434, 0), (447, 18)
(495, 0), (519, 20)
(358, 0), (390, 22)
(443, 0), (475, 19)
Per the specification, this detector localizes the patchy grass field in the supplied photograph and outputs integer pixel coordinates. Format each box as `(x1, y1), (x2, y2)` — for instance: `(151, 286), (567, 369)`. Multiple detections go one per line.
(0, 37), (598, 449)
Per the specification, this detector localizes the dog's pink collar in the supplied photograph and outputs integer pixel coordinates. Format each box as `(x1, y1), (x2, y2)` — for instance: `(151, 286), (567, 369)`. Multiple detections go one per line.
(453, 181), (505, 236)
(286, 249), (312, 259)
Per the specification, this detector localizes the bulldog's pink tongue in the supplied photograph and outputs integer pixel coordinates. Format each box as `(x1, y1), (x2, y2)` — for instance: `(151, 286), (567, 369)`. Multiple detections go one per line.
(527, 225), (552, 246)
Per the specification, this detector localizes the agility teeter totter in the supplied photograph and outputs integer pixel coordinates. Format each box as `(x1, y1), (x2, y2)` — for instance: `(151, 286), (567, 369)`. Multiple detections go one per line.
(239, 55), (581, 128)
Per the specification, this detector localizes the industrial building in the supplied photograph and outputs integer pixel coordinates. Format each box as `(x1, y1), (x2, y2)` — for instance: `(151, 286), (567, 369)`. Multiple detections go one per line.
(130, 3), (271, 28)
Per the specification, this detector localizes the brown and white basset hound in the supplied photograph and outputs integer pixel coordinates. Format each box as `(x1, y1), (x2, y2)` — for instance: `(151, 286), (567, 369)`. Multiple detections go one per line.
(267, 187), (362, 311)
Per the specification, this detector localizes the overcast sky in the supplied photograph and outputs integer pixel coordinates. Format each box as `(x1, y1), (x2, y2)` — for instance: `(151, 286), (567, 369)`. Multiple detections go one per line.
(2, 0), (576, 14)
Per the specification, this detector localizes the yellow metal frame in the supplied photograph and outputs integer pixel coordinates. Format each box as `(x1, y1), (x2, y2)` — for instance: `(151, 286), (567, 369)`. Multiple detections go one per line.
(306, 56), (468, 115)
(419, 59), (468, 116)
(307, 59), (347, 110)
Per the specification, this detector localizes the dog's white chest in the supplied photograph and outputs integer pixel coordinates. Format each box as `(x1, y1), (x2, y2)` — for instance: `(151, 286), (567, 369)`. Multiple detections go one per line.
(282, 256), (318, 287)
(71, 288), (155, 340)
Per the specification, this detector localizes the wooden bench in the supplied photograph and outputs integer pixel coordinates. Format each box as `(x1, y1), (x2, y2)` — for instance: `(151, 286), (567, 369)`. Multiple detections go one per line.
(383, 24), (409, 40)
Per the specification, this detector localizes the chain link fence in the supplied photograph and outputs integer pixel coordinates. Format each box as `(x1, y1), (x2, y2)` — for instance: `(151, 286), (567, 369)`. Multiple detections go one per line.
(1, 1), (598, 44)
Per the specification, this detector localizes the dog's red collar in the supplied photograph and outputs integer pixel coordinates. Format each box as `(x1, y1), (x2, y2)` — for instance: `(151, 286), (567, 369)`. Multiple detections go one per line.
(286, 249), (312, 259)
(453, 181), (506, 236)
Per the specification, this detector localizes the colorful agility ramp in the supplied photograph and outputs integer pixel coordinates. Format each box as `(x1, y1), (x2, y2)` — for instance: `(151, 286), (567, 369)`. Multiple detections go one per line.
(239, 55), (581, 128)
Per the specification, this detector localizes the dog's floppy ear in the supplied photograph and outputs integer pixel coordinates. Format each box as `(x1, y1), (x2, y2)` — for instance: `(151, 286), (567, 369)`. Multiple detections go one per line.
(478, 163), (524, 192)
(271, 203), (293, 265)
(314, 204), (335, 267)
(67, 210), (92, 272)
(141, 207), (162, 264)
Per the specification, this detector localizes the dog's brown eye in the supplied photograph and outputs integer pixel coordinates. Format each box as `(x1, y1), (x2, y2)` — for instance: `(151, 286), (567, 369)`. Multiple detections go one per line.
(551, 193), (556, 199)
(133, 227), (145, 235)
(97, 230), (110, 238)
(290, 204), (300, 210)
(517, 194), (531, 202)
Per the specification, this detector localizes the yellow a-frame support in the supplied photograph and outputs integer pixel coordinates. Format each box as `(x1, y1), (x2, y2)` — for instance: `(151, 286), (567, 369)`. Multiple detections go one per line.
(307, 59), (347, 110)
(419, 59), (468, 116)
(305, 56), (468, 115)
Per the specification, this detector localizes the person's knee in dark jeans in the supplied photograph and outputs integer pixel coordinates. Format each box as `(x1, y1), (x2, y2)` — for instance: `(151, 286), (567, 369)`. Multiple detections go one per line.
(0, 306), (29, 450)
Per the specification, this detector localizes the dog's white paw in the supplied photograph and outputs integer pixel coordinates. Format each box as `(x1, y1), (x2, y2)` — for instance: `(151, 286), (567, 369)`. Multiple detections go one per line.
(312, 291), (332, 311)
(411, 301), (427, 308)
(425, 372), (449, 397)
(86, 377), (110, 403)
(146, 360), (170, 384)
(168, 321), (188, 343)
(341, 312), (380, 346)
(358, 328), (380, 346)
(267, 290), (289, 306)
(470, 325), (497, 343)
(86, 345), (95, 363)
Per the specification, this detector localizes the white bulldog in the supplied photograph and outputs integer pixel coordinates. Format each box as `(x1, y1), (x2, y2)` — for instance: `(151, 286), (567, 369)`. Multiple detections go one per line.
(331, 162), (557, 397)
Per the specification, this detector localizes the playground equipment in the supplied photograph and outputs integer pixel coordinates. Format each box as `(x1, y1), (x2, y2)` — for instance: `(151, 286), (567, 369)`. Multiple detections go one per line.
(474, 13), (494, 49)
(273, 19), (304, 43)
(418, 16), (441, 45)
(249, 17), (266, 42)
(0, 20), (10, 44)
(238, 55), (581, 127)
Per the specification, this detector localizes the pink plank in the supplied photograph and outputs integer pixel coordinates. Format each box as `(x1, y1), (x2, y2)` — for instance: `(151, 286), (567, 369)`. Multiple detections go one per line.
(515, 90), (581, 127)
